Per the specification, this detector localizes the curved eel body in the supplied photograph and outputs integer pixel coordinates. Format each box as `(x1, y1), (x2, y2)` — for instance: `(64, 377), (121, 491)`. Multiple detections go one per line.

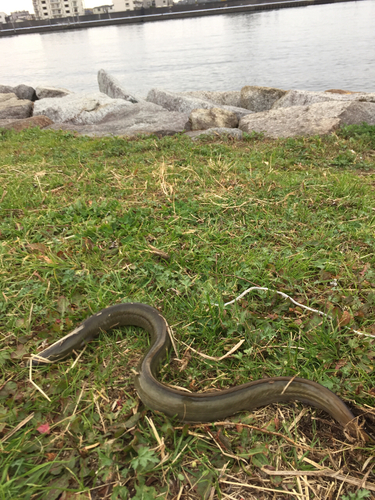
(32, 303), (371, 440)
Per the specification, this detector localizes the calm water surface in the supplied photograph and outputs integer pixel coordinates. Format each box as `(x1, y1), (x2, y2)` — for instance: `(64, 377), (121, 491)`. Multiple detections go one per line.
(1, 0), (374, 95)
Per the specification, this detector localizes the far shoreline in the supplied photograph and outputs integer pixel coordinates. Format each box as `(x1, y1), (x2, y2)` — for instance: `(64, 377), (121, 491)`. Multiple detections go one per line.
(0, 0), (359, 37)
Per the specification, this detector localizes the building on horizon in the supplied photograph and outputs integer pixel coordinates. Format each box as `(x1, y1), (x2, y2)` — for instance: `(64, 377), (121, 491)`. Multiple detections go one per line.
(92, 4), (114, 14)
(112, 0), (136, 11)
(113, 0), (173, 10)
(154, 0), (173, 7)
(9, 10), (35, 21)
(32, 0), (84, 19)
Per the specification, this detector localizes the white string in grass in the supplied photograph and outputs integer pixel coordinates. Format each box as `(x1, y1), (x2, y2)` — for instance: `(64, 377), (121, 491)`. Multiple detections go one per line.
(215, 286), (375, 339)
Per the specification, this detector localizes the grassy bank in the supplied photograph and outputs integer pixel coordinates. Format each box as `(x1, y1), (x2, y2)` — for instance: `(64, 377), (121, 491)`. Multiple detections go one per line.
(0, 125), (375, 499)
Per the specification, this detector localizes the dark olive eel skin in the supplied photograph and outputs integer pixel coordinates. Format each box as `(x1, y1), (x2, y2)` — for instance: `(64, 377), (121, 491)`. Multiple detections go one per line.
(33, 303), (371, 440)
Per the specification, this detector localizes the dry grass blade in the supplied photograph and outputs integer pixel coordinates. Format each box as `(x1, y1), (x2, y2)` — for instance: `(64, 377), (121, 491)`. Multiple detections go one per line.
(146, 416), (166, 461)
(94, 394), (107, 434)
(29, 357), (51, 402)
(181, 339), (245, 361)
(65, 345), (87, 373)
(219, 479), (303, 496)
(147, 244), (170, 260)
(156, 160), (174, 199)
(261, 466), (375, 492)
(0, 412), (35, 444)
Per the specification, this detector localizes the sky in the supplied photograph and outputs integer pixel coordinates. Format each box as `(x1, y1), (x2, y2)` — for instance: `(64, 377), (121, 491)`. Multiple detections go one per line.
(0, 0), (106, 14)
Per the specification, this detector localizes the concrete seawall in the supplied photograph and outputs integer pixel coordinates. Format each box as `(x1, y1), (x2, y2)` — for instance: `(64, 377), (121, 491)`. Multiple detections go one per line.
(0, 0), (359, 37)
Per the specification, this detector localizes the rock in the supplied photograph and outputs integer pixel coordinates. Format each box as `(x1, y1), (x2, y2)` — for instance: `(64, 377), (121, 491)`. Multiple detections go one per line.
(240, 85), (287, 112)
(273, 89), (375, 109)
(147, 88), (214, 113)
(219, 105), (252, 120)
(325, 89), (358, 94)
(0, 93), (33, 119)
(0, 119), (16, 128)
(238, 101), (375, 139)
(189, 108), (238, 130)
(97, 69), (139, 103)
(14, 84), (37, 101)
(0, 85), (13, 94)
(185, 127), (243, 140)
(0, 84), (36, 101)
(35, 86), (72, 99)
(33, 92), (138, 125)
(181, 90), (241, 107)
(146, 88), (251, 120)
(0, 115), (53, 131)
(45, 101), (190, 137)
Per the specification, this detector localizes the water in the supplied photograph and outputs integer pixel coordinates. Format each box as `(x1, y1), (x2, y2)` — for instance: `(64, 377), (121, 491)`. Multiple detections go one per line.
(1, 0), (374, 96)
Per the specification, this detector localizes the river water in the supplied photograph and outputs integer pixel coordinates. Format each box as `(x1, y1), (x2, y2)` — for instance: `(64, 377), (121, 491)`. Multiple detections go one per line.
(1, 0), (374, 96)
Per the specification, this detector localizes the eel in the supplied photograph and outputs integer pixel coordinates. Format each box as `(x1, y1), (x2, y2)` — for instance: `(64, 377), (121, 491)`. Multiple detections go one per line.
(32, 302), (372, 441)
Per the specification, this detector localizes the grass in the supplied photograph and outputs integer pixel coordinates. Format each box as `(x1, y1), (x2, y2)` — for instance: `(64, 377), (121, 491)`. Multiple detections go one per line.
(0, 124), (375, 500)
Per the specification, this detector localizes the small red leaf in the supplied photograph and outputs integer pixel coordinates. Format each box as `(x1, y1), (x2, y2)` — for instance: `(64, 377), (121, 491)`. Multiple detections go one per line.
(37, 423), (50, 434)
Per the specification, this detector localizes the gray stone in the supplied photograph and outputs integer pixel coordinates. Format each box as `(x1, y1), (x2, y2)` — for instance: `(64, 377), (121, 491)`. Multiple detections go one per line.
(221, 105), (252, 120)
(35, 86), (72, 99)
(189, 108), (238, 130)
(273, 89), (375, 109)
(181, 90), (241, 107)
(0, 85), (13, 94)
(14, 84), (36, 101)
(238, 101), (375, 139)
(185, 127), (243, 140)
(147, 88), (213, 113)
(0, 119), (16, 128)
(45, 101), (190, 137)
(97, 69), (139, 103)
(146, 88), (251, 120)
(0, 93), (33, 119)
(0, 115), (53, 131)
(33, 92), (137, 125)
(147, 89), (251, 119)
(240, 85), (287, 112)
(0, 84), (36, 101)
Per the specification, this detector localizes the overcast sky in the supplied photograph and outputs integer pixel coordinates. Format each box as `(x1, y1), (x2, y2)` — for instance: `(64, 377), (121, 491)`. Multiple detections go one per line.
(0, 0), (106, 14)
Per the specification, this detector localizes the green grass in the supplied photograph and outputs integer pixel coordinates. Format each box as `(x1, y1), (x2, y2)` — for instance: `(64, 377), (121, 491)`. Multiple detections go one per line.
(0, 125), (375, 499)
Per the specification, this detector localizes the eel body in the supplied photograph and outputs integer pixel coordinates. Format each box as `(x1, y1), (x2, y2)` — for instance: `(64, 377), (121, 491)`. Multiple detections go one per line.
(32, 303), (369, 439)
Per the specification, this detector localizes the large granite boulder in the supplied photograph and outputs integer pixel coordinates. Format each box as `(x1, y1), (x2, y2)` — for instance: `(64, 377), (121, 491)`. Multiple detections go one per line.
(0, 93), (33, 119)
(181, 90), (241, 107)
(0, 115), (53, 131)
(273, 89), (375, 109)
(189, 108), (238, 130)
(185, 127), (243, 140)
(146, 88), (251, 120)
(97, 69), (138, 103)
(0, 84), (36, 101)
(240, 86), (287, 112)
(45, 101), (190, 137)
(33, 92), (139, 125)
(239, 101), (375, 138)
(35, 86), (72, 99)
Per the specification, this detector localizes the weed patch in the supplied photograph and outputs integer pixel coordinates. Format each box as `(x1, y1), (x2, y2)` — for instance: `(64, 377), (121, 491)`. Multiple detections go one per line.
(0, 126), (375, 499)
